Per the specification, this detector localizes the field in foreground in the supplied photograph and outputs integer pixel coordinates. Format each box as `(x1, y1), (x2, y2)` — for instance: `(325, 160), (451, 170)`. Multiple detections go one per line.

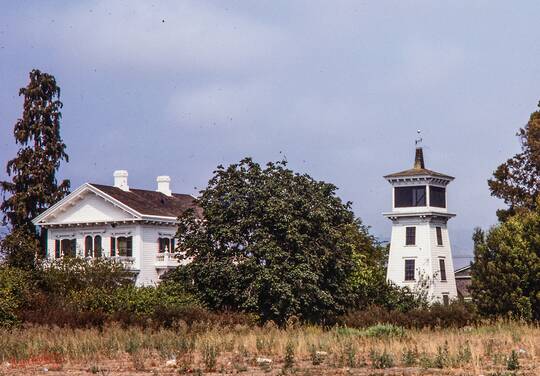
(0, 322), (538, 375)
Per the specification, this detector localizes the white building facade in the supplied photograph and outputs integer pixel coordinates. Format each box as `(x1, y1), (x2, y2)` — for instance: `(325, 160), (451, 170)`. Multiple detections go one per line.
(383, 147), (458, 304)
(32, 171), (201, 286)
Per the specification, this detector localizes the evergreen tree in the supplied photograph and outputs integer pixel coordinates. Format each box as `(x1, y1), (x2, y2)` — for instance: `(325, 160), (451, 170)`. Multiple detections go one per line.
(470, 209), (540, 321)
(1, 69), (70, 268)
(488, 101), (540, 221)
(173, 158), (380, 324)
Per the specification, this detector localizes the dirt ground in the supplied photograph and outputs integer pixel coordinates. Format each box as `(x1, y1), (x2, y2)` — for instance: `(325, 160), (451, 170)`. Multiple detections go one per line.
(1, 356), (537, 376)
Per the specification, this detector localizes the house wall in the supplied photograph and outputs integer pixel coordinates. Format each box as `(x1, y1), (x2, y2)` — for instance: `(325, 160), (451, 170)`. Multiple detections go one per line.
(52, 193), (134, 223)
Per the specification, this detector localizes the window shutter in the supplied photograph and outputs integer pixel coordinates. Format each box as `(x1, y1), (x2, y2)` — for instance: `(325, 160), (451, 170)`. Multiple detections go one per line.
(127, 236), (133, 257)
(110, 237), (116, 256)
(55, 240), (60, 258)
(171, 238), (175, 252)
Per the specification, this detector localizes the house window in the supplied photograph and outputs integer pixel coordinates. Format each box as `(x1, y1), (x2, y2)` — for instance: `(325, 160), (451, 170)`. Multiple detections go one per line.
(110, 237), (116, 256)
(94, 235), (102, 258)
(439, 259), (447, 281)
(405, 227), (416, 245)
(116, 236), (133, 257)
(442, 294), (449, 306)
(85, 235), (93, 257)
(436, 227), (443, 246)
(84, 235), (103, 258)
(395, 186), (426, 207)
(60, 238), (77, 257)
(404, 259), (415, 281)
(429, 186), (446, 208)
(158, 237), (176, 253)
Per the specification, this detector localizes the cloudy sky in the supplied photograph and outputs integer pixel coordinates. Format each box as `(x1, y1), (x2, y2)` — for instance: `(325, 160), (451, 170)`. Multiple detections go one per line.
(1, 1), (539, 267)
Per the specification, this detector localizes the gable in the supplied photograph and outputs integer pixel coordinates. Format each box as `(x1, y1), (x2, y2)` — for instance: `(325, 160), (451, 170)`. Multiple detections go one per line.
(35, 185), (139, 225)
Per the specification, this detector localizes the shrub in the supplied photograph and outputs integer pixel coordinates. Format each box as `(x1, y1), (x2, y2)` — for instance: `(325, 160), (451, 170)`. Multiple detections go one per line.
(369, 349), (394, 369)
(0, 266), (35, 327)
(506, 350), (520, 370)
(338, 302), (478, 329)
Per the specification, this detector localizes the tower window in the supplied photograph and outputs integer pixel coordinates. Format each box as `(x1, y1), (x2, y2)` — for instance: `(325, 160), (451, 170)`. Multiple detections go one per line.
(405, 227), (416, 245)
(436, 226), (443, 246)
(442, 294), (449, 306)
(395, 186), (426, 207)
(404, 259), (415, 281)
(429, 186), (446, 208)
(439, 259), (447, 281)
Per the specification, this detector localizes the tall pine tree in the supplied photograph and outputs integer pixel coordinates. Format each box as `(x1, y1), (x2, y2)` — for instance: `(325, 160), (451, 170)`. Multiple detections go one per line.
(1, 69), (70, 269)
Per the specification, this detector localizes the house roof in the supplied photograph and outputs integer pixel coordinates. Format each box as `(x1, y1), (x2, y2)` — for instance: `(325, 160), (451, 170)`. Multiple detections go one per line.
(89, 183), (203, 219)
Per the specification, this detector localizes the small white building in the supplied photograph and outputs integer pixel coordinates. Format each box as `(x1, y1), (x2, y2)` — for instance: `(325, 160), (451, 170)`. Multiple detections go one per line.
(32, 170), (202, 286)
(383, 147), (458, 304)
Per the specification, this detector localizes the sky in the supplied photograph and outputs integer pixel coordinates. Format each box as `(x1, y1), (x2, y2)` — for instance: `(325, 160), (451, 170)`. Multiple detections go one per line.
(1, 1), (539, 268)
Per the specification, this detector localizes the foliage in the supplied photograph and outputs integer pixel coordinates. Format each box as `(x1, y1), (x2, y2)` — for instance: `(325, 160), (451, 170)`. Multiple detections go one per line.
(0, 69), (70, 268)
(173, 158), (380, 324)
(37, 257), (133, 297)
(488, 101), (540, 221)
(470, 210), (540, 321)
(506, 350), (520, 370)
(338, 302), (478, 329)
(0, 266), (35, 327)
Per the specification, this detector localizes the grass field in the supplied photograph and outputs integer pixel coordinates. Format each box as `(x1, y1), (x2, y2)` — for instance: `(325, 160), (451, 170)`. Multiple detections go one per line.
(0, 322), (538, 375)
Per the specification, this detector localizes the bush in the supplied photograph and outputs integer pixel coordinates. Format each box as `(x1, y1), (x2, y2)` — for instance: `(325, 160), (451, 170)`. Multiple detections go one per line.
(338, 302), (478, 329)
(0, 266), (35, 327)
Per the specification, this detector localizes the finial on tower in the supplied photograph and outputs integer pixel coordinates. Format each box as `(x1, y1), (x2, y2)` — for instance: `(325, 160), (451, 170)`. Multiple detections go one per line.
(414, 130), (425, 169)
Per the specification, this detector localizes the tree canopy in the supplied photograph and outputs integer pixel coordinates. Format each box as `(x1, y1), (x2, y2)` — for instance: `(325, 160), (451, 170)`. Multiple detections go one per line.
(470, 209), (540, 321)
(0, 69), (70, 268)
(173, 158), (383, 324)
(488, 101), (540, 221)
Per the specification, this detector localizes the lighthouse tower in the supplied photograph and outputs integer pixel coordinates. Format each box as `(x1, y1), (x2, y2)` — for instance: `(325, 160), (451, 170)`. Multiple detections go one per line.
(383, 145), (458, 304)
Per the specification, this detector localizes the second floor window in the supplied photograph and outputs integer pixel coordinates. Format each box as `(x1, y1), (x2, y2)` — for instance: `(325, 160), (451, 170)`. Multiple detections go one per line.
(85, 235), (103, 258)
(439, 259), (447, 281)
(111, 236), (132, 257)
(405, 227), (416, 245)
(158, 237), (175, 253)
(55, 238), (76, 258)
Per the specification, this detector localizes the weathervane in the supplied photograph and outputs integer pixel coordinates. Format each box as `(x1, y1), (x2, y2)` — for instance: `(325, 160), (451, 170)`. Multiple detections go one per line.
(415, 129), (423, 147)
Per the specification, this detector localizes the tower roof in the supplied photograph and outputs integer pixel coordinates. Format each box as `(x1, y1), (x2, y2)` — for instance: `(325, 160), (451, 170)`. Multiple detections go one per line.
(384, 147), (454, 180)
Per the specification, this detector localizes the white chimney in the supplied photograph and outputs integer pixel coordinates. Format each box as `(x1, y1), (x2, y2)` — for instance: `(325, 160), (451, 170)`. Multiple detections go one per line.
(113, 170), (129, 191)
(156, 176), (172, 196)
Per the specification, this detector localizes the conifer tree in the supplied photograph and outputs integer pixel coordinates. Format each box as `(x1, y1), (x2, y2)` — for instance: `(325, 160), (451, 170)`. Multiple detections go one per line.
(1, 69), (70, 268)
(488, 101), (540, 221)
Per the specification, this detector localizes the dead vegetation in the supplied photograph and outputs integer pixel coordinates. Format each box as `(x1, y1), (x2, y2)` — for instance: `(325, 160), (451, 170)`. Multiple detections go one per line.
(0, 321), (538, 375)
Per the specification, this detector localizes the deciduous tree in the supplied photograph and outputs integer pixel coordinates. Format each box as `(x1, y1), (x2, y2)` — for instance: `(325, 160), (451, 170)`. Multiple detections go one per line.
(488, 101), (540, 221)
(1, 69), (70, 268)
(173, 158), (381, 324)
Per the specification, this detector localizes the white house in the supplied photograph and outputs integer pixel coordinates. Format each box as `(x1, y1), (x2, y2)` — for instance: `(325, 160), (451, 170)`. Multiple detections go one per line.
(32, 170), (202, 286)
(383, 146), (458, 304)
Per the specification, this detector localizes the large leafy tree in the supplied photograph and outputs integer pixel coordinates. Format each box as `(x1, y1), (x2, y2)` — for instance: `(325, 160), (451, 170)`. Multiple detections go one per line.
(470, 210), (540, 321)
(173, 158), (380, 324)
(1, 70), (70, 268)
(488, 101), (540, 221)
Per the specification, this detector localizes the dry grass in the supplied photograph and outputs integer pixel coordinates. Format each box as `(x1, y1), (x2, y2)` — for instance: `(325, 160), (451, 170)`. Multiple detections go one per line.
(0, 321), (538, 375)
